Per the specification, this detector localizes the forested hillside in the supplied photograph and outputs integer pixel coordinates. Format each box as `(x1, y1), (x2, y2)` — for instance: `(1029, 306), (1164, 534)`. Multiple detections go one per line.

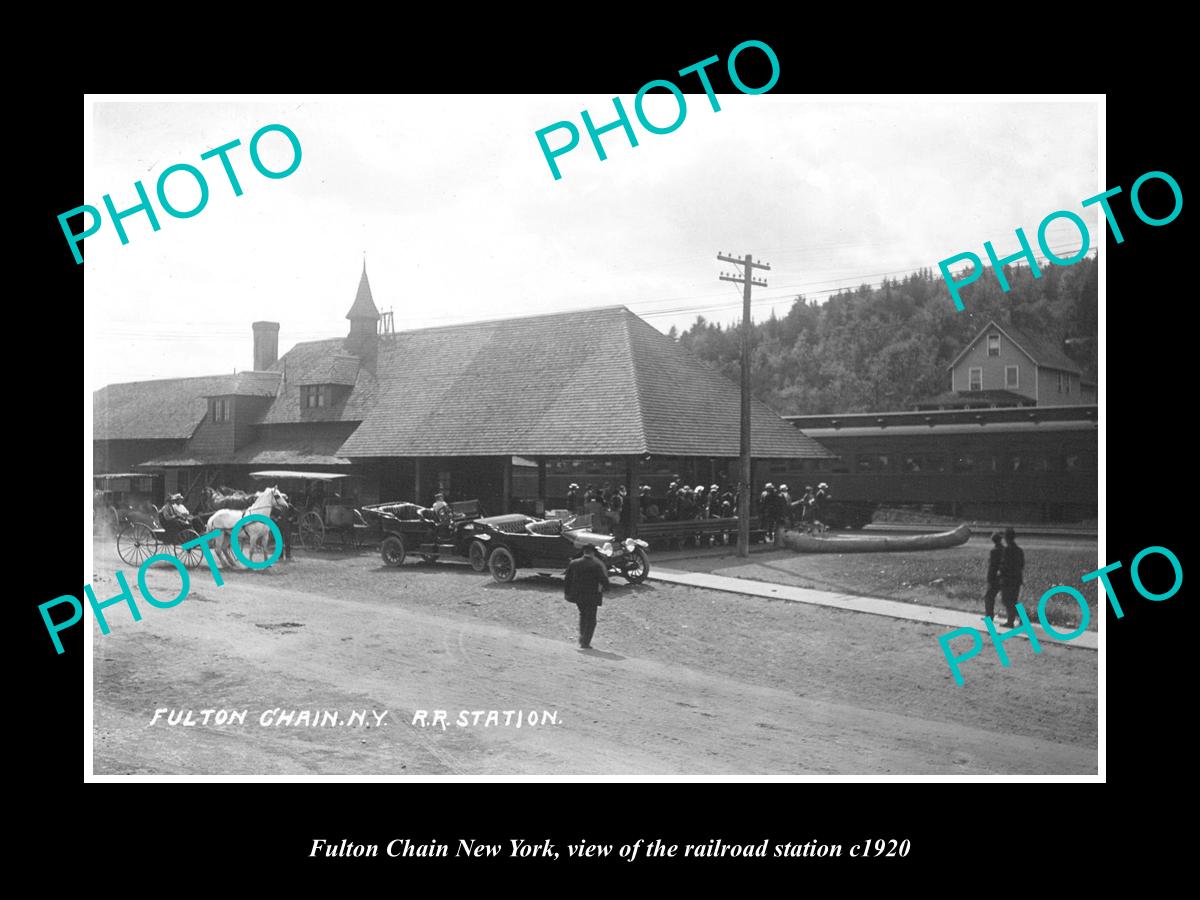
(673, 258), (1097, 414)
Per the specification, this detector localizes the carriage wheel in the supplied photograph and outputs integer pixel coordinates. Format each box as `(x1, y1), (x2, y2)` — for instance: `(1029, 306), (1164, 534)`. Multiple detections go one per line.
(299, 512), (324, 550)
(468, 540), (489, 572)
(381, 536), (406, 567)
(117, 523), (157, 567)
(173, 529), (204, 569)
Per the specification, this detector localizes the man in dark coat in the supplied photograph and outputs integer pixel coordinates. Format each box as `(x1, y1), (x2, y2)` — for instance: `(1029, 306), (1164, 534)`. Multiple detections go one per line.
(982, 531), (1004, 619)
(565, 483), (580, 513)
(812, 482), (830, 532)
(564, 545), (610, 649)
(999, 526), (1025, 627)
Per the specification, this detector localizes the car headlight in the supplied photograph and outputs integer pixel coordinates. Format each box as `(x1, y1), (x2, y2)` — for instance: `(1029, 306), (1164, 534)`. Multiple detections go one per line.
(624, 538), (636, 550)
(600, 542), (614, 557)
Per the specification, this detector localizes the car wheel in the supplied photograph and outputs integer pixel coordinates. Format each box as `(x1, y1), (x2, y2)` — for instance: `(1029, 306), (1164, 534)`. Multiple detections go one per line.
(468, 540), (489, 572)
(381, 535), (406, 567)
(488, 546), (517, 583)
(623, 547), (650, 585)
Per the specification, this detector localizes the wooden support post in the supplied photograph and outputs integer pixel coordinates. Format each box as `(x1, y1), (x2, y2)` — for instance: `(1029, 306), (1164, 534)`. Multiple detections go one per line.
(413, 458), (422, 504)
(625, 455), (638, 538)
(537, 458), (547, 515)
(502, 456), (512, 514)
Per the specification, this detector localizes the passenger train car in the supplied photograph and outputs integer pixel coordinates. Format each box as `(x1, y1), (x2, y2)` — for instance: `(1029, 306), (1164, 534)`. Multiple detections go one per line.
(780, 405), (1097, 524)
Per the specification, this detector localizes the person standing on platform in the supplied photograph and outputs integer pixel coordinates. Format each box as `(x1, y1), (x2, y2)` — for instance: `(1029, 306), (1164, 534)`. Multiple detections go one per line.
(759, 483), (778, 541)
(705, 484), (720, 518)
(564, 545), (609, 649)
(566, 483), (580, 514)
(778, 484), (793, 529)
(999, 527), (1026, 628)
(812, 482), (830, 533)
(639, 484), (653, 522)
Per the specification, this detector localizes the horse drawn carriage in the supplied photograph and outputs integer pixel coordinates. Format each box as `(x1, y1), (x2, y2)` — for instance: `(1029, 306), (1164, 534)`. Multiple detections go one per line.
(114, 508), (207, 569)
(248, 470), (368, 551)
(93, 473), (160, 536)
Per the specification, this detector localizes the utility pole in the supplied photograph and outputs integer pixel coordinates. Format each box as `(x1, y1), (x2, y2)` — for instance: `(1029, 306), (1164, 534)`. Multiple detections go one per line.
(718, 251), (769, 558)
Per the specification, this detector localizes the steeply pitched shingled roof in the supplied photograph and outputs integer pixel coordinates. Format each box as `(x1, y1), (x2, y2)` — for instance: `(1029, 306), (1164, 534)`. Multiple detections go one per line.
(951, 319), (1082, 374)
(95, 306), (832, 460)
(93, 373), (278, 441)
(337, 306), (832, 459)
(259, 339), (377, 424)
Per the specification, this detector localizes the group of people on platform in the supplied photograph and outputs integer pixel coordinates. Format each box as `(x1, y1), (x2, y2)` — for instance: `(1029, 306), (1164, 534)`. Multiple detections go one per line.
(759, 481), (832, 540)
(559, 477), (833, 540)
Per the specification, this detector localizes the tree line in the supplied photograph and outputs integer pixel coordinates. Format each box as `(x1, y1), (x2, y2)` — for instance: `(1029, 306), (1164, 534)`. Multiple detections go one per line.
(671, 258), (1097, 414)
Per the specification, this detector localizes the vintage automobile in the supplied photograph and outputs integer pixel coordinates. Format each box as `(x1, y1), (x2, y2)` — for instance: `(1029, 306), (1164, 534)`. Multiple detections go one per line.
(463, 513), (651, 585)
(361, 499), (485, 566)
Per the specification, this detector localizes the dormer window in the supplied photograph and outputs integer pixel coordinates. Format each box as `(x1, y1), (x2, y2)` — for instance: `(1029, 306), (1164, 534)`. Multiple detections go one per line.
(302, 385), (329, 409)
(987, 333), (1000, 356)
(209, 398), (231, 422)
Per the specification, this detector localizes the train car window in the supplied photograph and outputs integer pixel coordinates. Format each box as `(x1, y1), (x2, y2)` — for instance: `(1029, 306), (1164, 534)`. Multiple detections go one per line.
(953, 455), (975, 472)
(902, 456), (922, 473)
(1064, 455), (1080, 472)
(1033, 456), (1051, 472)
(856, 454), (892, 472)
(1008, 455), (1022, 472)
(926, 455), (948, 472)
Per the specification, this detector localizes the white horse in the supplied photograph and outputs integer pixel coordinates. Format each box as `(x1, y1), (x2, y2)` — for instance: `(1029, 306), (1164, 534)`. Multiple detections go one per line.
(205, 486), (289, 568)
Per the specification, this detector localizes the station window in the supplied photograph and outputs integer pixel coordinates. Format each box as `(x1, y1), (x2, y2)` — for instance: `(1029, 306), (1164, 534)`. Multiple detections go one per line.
(968, 367), (982, 391)
(1005, 365), (1019, 389)
(987, 333), (1000, 356)
(302, 385), (328, 409)
(1057, 372), (1064, 393)
(1065, 376), (1071, 395)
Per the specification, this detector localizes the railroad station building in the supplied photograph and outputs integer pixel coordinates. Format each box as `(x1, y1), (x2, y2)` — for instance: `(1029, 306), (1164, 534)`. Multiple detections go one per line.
(93, 266), (834, 520)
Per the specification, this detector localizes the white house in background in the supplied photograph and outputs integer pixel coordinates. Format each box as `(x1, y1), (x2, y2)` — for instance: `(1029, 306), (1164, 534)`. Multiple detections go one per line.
(931, 318), (1094, 408)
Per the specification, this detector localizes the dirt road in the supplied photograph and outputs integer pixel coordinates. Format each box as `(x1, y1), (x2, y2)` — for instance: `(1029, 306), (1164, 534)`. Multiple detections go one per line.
(91, 541), (1097, 775)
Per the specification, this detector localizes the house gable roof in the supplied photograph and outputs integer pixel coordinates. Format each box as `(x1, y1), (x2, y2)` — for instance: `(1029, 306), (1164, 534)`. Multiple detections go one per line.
(949, 319), (1082, 374)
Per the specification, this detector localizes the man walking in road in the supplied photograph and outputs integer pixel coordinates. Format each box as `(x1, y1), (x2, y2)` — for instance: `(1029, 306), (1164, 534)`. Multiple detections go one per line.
(999, 526), (1025, 627)
(564, 545), (610, 649)
(982, 531), (1004, 620)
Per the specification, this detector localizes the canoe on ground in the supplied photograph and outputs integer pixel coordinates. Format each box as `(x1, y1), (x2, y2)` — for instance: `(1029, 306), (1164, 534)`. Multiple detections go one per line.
(778, 523), (971, 553)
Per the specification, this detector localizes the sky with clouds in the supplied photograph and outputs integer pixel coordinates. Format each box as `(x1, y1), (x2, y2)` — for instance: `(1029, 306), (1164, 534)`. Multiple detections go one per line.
(84, 95), (1099, 388)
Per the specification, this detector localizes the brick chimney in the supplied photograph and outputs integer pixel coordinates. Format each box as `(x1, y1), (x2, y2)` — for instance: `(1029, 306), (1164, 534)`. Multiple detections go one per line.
(252, 321), (280, 371)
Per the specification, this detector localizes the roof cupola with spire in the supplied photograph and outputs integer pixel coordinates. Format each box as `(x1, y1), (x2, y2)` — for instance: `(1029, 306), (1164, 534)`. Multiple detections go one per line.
(345, 261), (380, 354)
